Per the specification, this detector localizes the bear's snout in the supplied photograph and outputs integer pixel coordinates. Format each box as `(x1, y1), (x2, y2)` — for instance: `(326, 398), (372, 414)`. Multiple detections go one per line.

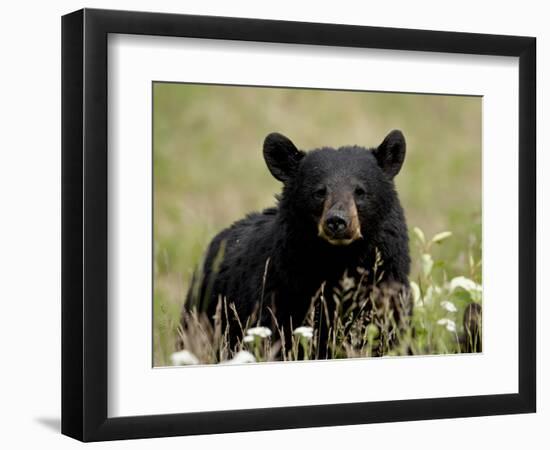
(318, 198), (363, 246)
(324, 213), (349, 237)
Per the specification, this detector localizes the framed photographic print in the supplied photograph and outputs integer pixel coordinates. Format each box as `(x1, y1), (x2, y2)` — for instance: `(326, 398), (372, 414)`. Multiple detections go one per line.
(61, 8), (536, 442)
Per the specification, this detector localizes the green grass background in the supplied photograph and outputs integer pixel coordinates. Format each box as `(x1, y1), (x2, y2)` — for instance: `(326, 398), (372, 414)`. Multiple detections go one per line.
(153, 82), (482, 366)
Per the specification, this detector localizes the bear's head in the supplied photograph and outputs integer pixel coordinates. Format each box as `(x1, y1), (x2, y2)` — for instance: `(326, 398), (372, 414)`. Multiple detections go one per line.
(263, 130), (406, 246)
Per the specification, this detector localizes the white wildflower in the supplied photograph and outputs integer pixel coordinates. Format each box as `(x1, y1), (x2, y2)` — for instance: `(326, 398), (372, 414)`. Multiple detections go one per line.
(223, 350), (256, 365)
(243, 335), (255, 343)
(293, 326), (314, 339)
(170, 350), (200, 366)
(437, 318), (457, 333)
(246, 326), (272, 339)
(440, 300), (458, 312)
(449, 276), (482, 294)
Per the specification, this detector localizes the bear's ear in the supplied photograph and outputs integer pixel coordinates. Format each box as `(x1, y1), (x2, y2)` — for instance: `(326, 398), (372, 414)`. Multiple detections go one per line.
(373, 129), (406, 178)
(263, 132), (305, 183)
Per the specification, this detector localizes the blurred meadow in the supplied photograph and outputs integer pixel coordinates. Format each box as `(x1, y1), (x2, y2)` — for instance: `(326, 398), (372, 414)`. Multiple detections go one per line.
(153, 82), (482, 366)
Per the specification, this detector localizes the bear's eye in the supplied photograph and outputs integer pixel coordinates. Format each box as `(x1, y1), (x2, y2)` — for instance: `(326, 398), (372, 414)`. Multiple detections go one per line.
(354, 187), (366, 198)
(313, 187), (327, 200)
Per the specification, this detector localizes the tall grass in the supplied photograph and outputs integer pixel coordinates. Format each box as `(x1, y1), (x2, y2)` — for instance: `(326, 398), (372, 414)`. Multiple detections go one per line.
(172, 227), (482, 366)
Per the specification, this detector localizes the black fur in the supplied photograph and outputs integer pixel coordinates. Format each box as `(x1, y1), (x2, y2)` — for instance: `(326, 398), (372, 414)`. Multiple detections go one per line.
(185, 131), (411, 351)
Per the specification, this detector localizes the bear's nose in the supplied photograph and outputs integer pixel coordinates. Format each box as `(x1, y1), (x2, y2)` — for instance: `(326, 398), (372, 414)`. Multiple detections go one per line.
(325, 214), (348, 235)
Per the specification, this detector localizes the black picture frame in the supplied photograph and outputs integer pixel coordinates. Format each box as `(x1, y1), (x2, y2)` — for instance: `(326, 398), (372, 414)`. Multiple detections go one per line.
(61, 8), (536, 442)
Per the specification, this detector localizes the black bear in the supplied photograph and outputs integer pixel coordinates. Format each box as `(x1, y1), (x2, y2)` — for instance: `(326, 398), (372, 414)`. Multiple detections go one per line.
(184, 130), (411, 357)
